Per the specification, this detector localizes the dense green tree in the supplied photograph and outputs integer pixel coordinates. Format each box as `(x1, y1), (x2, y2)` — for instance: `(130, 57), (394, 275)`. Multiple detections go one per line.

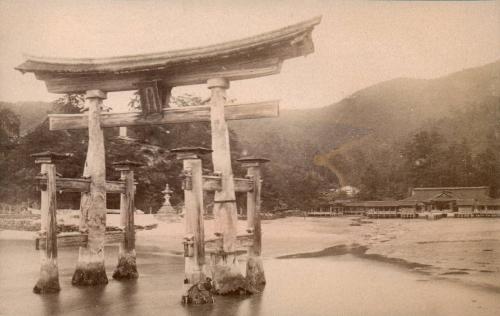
(0, 93), (249, 212)
(439, 139), (475, 187)
(358, 164), (382, 200)
(402, 130), (446, 187)
(474, 148), (500, 197)
(0, 107), (20, 146)
(0, 95), (88, 205)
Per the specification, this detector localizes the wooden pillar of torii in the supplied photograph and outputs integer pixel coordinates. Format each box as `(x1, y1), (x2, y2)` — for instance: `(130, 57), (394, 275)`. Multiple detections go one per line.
(206, 78), (245, 294)
(72, 90), (109, 285)
(204, 79), (271, 294)
(16, 16), (321, 290)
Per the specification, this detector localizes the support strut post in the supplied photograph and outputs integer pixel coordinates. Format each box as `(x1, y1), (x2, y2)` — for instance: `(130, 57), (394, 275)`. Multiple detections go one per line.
(31, 151), (69, 293)
(172, 147), (212, 304)
(237, 156), (269, 293)
(112, 160), (142, 279)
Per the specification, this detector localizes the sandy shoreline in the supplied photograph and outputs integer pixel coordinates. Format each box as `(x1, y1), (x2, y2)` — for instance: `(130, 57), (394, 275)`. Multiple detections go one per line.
(259, 217), (500, 292)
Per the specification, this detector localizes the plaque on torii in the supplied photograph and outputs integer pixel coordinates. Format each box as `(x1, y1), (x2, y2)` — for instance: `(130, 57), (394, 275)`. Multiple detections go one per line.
(16, 16), (321, 287)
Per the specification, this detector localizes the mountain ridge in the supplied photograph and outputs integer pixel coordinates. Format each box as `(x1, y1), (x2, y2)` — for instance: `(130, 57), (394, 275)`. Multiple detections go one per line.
(2, 59), (499, 207)
(230, 58), (500, 193)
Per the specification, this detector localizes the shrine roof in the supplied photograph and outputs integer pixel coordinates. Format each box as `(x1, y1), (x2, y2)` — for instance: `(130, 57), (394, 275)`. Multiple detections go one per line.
(477, 199), (500, 206)
(402, 187), (491, 202)
(15, 16), (321, 93)
(342, 200), (401, 208)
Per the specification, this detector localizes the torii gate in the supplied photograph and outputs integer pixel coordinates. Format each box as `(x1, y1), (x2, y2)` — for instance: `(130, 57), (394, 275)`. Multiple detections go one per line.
(16, 16), (321, 288)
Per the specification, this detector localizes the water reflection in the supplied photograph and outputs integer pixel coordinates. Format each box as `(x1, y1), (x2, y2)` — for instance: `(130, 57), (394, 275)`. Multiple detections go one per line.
(39, 290), (61, 316)
(183, 292), (263, 316)
(235, 293), (263, 316)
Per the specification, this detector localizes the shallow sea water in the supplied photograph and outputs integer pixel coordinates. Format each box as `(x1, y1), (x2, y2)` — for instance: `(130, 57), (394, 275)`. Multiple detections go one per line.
(1, 239), (499, 316)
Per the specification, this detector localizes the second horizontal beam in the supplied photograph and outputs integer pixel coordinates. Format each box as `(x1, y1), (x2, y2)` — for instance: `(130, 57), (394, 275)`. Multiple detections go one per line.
(35, 177), (128, 194)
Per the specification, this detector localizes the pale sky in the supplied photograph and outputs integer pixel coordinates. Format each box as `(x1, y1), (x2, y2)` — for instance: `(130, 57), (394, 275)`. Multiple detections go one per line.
(0, 0), (499, 110)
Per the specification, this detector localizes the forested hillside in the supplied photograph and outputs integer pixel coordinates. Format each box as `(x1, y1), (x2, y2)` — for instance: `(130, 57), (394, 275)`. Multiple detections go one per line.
(1, 60), (499, 210)
(232, 59), (500, 203)
(0, 101), (52, 135)
(0, 96), (243, 212)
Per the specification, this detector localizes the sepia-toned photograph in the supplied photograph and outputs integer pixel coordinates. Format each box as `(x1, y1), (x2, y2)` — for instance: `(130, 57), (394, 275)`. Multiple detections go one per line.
(0, 1), (499, 315)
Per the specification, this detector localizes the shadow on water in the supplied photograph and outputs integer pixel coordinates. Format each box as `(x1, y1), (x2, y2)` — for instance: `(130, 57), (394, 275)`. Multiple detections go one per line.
(277, 243), (433, 270)
(277, 243), (500, 295)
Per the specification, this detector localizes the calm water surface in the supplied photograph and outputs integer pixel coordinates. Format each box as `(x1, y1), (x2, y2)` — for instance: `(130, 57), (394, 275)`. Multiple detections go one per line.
(0, 239), (499, 316)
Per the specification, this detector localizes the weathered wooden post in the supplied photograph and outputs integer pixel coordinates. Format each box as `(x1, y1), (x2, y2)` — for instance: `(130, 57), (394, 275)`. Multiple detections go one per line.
(207, 78), (248, 294)
(237, 156), (269, 293)
(112, 160), (142, 279)
(172, 147), (213, 304)
(32, 151), (69, 294)
(72, 90), (109, 286)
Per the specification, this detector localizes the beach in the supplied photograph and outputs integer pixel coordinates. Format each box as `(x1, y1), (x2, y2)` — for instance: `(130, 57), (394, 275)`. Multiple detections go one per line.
(0, 216), (499, 315)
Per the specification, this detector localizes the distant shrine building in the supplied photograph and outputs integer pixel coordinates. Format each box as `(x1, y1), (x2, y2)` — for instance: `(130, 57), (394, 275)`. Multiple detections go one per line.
(400, 187), (498, 212)
(309, 187), (500, 218)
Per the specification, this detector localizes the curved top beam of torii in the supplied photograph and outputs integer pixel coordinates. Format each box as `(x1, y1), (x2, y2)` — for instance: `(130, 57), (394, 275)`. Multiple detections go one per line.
(15, 16), (321, 94)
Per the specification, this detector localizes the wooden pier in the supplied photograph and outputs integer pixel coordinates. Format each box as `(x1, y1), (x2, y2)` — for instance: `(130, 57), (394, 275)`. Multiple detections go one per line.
(366, 210), (399, 218)
(454, 211), (475, 218)
(424, 212), (446, 220)
(307, 206), (344, 217)
(476, 210), (500, 217)
(400, 209), (417, 219)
